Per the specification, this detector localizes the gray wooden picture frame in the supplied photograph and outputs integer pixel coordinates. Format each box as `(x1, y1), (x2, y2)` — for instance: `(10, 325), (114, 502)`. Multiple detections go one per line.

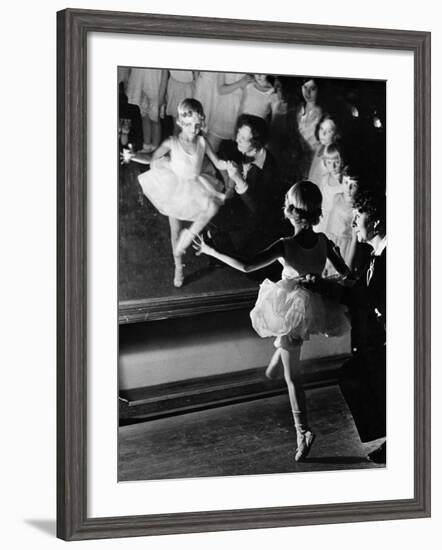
(57, 8), (431, 541)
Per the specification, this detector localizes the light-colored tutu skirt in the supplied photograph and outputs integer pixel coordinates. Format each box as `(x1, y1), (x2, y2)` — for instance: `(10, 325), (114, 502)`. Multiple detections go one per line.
(250, 277), (350, 342)
(138, 158), (225, 221)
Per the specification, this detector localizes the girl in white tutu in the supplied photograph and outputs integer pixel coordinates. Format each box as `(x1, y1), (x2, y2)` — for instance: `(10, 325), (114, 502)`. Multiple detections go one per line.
(193, 181), (351, 461)
(124, 98), (229, 287)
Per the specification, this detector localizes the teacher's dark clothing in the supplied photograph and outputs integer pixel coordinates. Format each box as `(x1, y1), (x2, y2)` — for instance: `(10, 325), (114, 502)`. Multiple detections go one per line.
(340, 247), (386, 442)
(209, 150), (286, 254)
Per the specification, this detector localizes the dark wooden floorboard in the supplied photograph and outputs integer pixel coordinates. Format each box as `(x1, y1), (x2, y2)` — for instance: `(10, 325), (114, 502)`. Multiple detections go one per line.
(118, 384), (384, 481)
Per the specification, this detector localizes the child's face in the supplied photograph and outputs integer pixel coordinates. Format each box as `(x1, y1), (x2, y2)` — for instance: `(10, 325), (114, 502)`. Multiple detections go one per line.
(342, 175), (358, 197)
(324, 152), (342, 175)
(179, 117), (202, 138)
(254, 74), (270, 88)
(318, 119), (337, 145)
(302, 79), (318, 103)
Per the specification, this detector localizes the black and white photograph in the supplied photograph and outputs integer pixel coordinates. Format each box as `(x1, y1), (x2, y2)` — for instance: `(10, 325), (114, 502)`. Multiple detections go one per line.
(117, 67), (387, 481)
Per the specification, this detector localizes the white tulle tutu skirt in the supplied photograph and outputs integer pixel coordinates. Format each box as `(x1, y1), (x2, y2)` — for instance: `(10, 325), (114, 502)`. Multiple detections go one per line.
(250, 277), (350, 342)
(138, 158), (225, 221)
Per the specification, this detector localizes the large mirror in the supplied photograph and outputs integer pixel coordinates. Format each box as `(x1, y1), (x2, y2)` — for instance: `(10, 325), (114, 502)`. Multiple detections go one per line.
(118, 67), (385, 322)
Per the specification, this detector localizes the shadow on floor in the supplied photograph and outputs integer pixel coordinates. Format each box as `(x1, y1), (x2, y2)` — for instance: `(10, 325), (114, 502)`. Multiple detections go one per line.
(24, 519), (56, 537)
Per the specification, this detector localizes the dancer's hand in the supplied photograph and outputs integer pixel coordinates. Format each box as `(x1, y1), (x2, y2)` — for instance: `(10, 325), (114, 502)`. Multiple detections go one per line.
(240, 74), (254, 88)
(120, 145), (135, 165)
(192, 234), (213, 256)
(300, 274), (344, 300)
(226, 161), (240, 179)
(299, 273), (320, 290)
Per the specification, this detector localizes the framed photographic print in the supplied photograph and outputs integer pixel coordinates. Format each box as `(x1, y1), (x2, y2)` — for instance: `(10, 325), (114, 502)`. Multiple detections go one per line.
(57, 8), (431, 541)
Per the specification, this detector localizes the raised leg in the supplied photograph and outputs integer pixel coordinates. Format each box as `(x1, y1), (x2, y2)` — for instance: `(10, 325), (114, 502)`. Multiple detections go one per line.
(265, 348), (282, 379)
(175, 202), (220, 256)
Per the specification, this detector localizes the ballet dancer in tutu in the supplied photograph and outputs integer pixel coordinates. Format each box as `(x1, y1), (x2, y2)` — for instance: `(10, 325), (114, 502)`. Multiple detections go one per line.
(123, 98), (229, 287)
(193, 181), (351, 461)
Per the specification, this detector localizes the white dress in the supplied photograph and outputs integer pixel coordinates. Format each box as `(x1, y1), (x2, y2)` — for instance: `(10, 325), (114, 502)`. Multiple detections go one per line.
(326, 191), (355, 266)
(194, 71), (219, 130)
(316, 174), (342, 233)
(126, 68), (163, 120)
(241, 83), (278, 119)
(166, 70), (194, 117)
(308, 145), (327, 187)
(138, 135), (225, 221)
(211, 73), (246, 140)
(250, 234), (350, 343)
(297, 104), (322, 151)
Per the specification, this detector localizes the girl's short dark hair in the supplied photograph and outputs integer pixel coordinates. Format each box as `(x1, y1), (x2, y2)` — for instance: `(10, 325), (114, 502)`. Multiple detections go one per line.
(235, 114), (269, 150)
(323, 142), (345, 165)
(341, 162), (361, 183)
(284, 181), (323, 226)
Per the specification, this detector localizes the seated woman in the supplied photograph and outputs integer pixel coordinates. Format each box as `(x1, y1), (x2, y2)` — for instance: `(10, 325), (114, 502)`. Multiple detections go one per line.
(208, 114), (287, 257)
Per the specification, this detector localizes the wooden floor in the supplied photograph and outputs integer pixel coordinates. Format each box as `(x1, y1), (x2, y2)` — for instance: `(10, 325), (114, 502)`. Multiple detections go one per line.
(118, 384), (384, 481)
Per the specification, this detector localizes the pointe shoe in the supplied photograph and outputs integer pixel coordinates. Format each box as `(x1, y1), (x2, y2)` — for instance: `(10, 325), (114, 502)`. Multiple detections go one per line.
(295, 430), (315, 462)
(175, 229), (196, 256)
(265, 349), (281, 379)
(173, 265), (184, 288)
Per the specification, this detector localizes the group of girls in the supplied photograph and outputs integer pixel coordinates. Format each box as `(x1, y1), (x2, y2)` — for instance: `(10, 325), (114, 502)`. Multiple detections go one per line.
(122, 68), (279, 151)
(121, 68), (384, 462)
(122, 70), (362, 285)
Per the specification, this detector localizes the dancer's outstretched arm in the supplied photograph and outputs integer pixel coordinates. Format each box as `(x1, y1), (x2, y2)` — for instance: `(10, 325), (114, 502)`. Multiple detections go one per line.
(193, 236), (284, 273)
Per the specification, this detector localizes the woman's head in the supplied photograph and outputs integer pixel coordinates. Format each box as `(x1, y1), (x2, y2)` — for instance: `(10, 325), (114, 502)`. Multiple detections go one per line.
(284, 181), (322, 227)
(315, 114), (338, 146)
(176, 98), (206, 136)
(352, 187), (386, 243)
(235, 114), (269, 155)
(301, 78), (318, 104)
(323, 143), (344, 176)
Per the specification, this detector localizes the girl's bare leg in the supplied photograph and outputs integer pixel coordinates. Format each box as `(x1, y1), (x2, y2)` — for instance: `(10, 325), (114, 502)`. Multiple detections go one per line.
(175, 203), (219, 256)
(142, 115), (152, 150)
(280, 342), (315, 461)
(265, 348), (282, 379)
(151, 119), (162, 149)
(169, 217), (185, 287)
